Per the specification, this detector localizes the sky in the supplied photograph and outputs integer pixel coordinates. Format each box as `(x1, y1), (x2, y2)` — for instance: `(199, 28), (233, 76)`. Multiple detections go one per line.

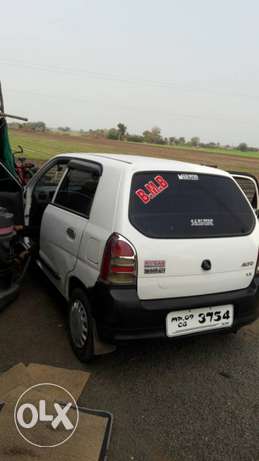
(1, 0), (259, 146)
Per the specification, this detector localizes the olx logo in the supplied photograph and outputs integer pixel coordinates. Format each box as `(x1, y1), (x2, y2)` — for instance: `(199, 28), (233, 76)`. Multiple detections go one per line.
(16, 400), (74, 430)
(14, 383), (79, 448)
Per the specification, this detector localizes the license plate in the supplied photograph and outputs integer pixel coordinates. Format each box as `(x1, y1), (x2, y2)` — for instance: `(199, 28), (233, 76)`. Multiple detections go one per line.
(166, 305), (234, 337)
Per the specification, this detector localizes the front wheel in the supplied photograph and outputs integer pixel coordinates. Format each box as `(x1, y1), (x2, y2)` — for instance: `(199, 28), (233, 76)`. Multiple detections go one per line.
(69, 288), (94, 362)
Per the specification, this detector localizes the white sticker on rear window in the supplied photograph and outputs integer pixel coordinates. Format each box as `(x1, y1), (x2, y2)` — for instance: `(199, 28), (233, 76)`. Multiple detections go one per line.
(178, 174), (199, 181)
(191, 218), (214, 227)
(144, 260), (166, 274)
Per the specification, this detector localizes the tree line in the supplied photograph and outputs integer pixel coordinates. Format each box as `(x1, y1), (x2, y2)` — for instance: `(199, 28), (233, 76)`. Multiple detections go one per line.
(83, 123), (258, 152)
(8, 121), (258, 152)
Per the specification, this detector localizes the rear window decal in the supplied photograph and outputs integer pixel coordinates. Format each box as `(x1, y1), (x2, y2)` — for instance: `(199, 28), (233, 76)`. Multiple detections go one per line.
(144, 260), (166, 274)
(178, 174), (199, 181)
(135, 175), (168, 204)
(191, 218), (214, 227)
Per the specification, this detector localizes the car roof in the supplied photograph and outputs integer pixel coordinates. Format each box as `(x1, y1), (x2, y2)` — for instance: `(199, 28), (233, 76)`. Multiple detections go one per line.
(57, 152), (230, 177)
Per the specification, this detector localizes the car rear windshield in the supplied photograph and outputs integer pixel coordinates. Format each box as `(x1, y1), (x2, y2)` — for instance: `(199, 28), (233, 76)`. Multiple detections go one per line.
(129, 172), (255, 238)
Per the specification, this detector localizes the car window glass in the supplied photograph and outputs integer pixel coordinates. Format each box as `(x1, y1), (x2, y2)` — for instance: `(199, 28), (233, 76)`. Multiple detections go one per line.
(35, 163), (67, 189)
(54, 168), (99, 217)
(234, 177), (257, 208)
(129, 172), (255, 238)
(32, 162), (67, 201)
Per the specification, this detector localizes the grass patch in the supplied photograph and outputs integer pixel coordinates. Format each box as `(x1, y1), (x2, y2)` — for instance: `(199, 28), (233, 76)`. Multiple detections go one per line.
(8, 129), (259, 163)
(141, 141), (259, 158)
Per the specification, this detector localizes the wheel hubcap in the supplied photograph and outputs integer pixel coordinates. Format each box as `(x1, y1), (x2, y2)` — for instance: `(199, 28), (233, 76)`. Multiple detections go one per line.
(70, 299), (88, 348)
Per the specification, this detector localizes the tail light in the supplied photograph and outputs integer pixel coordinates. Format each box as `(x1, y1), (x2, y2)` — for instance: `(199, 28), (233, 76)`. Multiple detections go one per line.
(100, 233), (137, 285)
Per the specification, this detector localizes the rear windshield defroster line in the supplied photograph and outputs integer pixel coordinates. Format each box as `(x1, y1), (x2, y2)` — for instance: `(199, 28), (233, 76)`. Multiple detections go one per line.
(129, 171), (255, 239)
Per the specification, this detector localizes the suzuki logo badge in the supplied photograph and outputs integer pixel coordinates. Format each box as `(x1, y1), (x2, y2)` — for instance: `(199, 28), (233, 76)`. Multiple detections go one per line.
(201, 259), (211, 271)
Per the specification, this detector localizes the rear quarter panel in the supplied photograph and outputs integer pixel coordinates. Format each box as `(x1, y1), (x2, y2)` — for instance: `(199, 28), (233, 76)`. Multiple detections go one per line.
(66, 162), (124, 298)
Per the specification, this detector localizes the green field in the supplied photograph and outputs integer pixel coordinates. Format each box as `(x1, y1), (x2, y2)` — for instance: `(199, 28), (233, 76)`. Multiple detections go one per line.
(9, 130), (112, 161)
(8, 129), (259, 162)
(158, 143), (259, 158)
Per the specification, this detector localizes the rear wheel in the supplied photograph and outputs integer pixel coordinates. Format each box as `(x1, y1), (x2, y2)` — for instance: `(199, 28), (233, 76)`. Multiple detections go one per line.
(69, 288), (94, 362)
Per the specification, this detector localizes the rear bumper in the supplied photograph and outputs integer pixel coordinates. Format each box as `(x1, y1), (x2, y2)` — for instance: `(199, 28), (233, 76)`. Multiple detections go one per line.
(91, 279), (259, 342)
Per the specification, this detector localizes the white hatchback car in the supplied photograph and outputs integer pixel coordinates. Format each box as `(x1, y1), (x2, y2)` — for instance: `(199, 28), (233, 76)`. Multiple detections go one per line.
(19, 154), (259, 360)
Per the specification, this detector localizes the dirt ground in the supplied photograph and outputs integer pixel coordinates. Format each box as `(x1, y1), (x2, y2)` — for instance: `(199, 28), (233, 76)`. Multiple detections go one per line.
(91, 138), (259, 177)
(10, 129), (259, 178)
(0, 267), (258, 461)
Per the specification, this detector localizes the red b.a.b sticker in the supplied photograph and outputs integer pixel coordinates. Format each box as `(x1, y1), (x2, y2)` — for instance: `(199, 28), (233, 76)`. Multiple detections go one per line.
(135, 175), (168, 204)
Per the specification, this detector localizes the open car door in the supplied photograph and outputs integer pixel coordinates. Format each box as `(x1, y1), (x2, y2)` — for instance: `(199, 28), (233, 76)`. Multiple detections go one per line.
(230, 172), (259, 212)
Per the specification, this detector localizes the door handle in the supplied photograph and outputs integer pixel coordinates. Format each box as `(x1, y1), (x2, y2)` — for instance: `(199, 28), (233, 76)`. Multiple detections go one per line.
(66, 227), (76, 240)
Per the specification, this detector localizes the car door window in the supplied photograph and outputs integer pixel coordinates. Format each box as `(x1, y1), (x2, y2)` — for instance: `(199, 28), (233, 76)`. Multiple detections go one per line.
(54, 168), (99, 217)
(29, 160), (68, 238)
(33, 162), (67, 202)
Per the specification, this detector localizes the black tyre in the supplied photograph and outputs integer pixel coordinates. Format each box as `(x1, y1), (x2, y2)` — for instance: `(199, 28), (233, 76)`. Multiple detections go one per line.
(69, 288), (94, 362)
